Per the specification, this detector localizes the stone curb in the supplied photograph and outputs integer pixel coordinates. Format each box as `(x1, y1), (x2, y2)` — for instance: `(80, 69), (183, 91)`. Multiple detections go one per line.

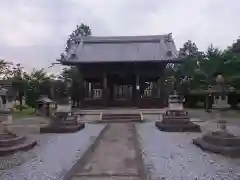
(133, 124), (149, 180)
(63, 124), (110, 180)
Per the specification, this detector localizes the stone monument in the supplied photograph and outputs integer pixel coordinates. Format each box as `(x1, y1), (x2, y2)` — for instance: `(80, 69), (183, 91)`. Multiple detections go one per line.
(40, 79), (84, 133)
(0, 86), (37, 156)
(193, 75), (240, 157)
(155, 91), (201, 132)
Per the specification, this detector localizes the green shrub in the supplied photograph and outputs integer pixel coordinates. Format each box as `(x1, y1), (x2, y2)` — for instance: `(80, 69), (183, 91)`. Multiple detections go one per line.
(14, 104), (28, 110)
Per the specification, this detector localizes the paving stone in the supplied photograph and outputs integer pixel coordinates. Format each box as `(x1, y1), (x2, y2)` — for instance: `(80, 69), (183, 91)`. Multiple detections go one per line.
(77, 124), (139, 176)
(71, 124), (143, 180)
(71, 176), (140, 180)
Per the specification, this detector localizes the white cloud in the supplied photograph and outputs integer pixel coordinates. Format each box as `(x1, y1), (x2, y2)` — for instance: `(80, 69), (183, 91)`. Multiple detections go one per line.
(0, 0), (240, 73)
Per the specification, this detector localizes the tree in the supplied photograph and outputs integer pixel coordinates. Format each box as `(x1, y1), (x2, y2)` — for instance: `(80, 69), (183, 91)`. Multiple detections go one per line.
(174, 41), (204, 92)
(65, 23), (92, 52)
(61, 23), (92, 107)
(179, 40), (199, 57)
(25, 68), (52, 108)
(0, 59), (13, 79)
(59, 67), (83, 107)
(11, 63), (28, 110)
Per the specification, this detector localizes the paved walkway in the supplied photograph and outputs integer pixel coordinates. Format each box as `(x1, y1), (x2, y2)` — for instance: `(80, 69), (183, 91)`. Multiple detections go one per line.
(70, 124), (145, 180)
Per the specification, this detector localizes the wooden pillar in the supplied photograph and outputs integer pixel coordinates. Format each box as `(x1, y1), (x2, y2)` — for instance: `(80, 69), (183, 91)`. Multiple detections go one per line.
(78, 79), (86, 108)
(135, 74), (140, 106)
(103, 72), (108, 106)
(103, 73), (107, 90)
(157, 78), (161, 97)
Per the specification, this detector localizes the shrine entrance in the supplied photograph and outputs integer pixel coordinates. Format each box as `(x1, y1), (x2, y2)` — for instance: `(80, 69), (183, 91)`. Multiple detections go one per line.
(78, 62), (168, 108)
(108, 74), (135, 107)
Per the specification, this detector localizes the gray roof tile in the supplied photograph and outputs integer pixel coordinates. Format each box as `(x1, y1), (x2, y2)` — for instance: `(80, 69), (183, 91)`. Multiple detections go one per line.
(62, 34), (179, 63)
(37, 95), (54, 103)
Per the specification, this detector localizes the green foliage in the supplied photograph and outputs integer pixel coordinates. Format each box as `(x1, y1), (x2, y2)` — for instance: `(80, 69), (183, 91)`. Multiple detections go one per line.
(59, 66), (83, 103)
(65, 23), (92, 52)
(14, 104), (28, 110)
(13, 108), (34, 119)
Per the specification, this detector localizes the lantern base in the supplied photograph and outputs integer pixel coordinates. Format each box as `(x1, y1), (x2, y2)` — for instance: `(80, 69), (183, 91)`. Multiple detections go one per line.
(0, 132), (37, 156)
(40, 113), (85, 133)
(193, 131), (240, 157)
(155, 109), (201, 132)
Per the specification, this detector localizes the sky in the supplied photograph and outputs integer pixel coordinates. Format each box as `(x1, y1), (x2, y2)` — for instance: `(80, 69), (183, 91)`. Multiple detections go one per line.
(0, 0), (240, 74)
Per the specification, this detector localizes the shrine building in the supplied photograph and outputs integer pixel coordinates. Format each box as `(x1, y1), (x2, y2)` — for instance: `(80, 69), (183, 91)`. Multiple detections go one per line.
(58, 34), (183, 108)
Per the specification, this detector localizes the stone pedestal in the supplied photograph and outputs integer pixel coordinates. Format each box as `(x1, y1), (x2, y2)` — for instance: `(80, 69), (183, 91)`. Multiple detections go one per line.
(40, 114), (85, 133)
(155, 94), (201, 132)
(40, 100), (84, 133)
(193, 131), (240, 157)
(0, 131), (37, 156)
(193, 89), (240, 157)
(0, 109), (12, 124)
(0, 109), (37, 156)
(193, 100), (240, 157)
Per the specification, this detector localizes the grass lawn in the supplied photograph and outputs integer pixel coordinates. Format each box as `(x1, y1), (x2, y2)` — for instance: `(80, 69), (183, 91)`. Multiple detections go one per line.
(12, 108), (35, 120)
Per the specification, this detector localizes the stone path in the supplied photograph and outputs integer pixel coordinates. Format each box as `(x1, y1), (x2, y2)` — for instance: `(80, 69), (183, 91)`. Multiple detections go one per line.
(70, 124), (145, 180)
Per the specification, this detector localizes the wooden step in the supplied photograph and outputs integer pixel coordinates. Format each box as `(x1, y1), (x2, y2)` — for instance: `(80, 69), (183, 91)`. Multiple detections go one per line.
(102, 113), (141, 122)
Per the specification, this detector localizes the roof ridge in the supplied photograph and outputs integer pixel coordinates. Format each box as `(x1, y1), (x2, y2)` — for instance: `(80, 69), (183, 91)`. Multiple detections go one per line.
(72, 34), (172, 43)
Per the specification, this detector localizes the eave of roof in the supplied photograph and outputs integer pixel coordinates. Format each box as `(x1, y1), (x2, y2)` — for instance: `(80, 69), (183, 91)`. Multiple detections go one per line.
(59, 57), (185, 65)
(60, 34), (181, 64)
(72, 34), (169, 43)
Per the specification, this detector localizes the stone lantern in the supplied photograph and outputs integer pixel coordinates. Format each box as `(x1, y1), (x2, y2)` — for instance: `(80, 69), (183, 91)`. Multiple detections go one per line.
(155, 91), (201, 132)
(193, 75), (240, 157)
(40, 78), (85, 133)
(0, 86), (37, 156)
(212, 75), (229, 127)
(55, 78), (72, 115)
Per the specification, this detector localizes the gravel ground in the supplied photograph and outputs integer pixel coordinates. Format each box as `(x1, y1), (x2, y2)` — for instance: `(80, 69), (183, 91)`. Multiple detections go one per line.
(0, 134), (54, 171)
(0, 124), (106, 180)
(136, 123), (240, 180)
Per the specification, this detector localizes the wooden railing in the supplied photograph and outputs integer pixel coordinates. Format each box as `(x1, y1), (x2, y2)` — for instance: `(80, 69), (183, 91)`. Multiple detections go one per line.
(93, 89), (102, 99)
(84, 89), (103, 100)
(143, 89), (152, 97)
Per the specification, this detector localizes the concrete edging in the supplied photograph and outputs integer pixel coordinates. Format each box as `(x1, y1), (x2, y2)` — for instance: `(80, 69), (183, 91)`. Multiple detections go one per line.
(63, 124), (110, 180)
(133, 124), (149, 180)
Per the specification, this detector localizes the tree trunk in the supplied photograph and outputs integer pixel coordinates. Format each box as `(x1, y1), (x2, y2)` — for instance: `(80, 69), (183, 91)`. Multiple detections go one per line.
(19, 92), (23, 111)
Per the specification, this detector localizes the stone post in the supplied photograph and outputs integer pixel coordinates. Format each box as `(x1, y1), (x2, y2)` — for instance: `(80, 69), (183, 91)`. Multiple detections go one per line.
(0, 87), (12, 132)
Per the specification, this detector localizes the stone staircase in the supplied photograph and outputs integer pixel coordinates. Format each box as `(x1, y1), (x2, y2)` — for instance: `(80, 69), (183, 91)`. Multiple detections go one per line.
(101, 113), (142, 123)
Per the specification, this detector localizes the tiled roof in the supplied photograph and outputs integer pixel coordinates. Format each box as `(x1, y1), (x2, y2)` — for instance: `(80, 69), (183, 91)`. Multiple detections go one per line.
(60, 34), (179, 63)
(36, 95), (54, 103)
